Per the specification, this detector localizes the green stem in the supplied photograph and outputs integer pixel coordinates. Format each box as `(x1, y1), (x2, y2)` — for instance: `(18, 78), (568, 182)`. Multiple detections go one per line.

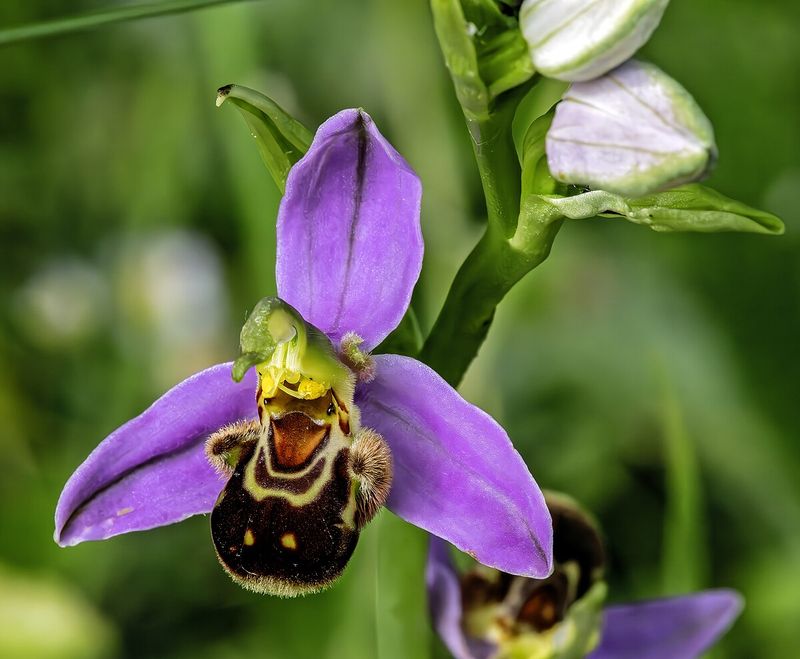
(0, 0), (257, 47)
(467, 95), (524, 238)
(419, 216), (562, 387)
(419, 87), (561, 386)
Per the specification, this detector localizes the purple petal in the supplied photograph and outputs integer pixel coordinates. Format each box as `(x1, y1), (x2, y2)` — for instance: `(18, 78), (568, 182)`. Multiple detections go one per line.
(588, 590), (743, 659)
(427, 537), (494, 659)
(276, 109), (423, 351)
(55, 363), (257, 546)
(357, 355), (553, 578)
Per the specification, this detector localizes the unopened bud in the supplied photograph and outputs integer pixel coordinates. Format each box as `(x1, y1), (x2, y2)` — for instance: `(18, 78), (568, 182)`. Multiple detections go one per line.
(546, 60), (716, 197)
(520, 0), (669, 81)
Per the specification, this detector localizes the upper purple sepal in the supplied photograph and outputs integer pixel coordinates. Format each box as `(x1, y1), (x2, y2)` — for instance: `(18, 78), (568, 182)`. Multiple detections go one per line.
(357, 354), (553, 578)
(276, 109), (423, 351)
(588, 589), (743, 659)
(54, 363), (257, 546)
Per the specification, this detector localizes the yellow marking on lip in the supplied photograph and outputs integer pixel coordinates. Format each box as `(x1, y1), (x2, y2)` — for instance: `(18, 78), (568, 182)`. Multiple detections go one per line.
(244, 425), (345, 503)
(244, 529), (255, 546)
(116, 507), (134, 517)
(280, 532), (297, 550)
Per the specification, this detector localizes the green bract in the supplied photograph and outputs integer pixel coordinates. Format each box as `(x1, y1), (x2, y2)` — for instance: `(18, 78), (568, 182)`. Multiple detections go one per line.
(514, 185), (784, 238)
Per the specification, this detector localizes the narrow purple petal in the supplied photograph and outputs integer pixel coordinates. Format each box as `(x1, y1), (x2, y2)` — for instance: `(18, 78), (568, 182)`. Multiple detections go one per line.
(276, 109), (423, 351)
(55, 363), (257, 546)
(427, 537), (494, 659)
(357, 355), (553, 578)
(588, 590), (743, 659)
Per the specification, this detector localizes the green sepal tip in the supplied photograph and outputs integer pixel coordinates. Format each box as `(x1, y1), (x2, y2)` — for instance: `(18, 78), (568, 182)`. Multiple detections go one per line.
(216, 84), (313, 193)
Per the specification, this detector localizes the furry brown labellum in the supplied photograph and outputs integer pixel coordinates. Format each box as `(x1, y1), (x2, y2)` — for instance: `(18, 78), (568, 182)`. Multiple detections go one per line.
(206, 388), (392, 597)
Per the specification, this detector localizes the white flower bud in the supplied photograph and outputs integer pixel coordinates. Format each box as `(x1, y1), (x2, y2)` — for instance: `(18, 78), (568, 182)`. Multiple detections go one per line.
(545, 60), (716, 197)
(520, 0), (670, 82)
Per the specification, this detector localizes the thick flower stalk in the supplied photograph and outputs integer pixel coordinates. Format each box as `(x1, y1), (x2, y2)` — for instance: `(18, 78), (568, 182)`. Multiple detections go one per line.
(427, 492), (742, 659)
(54, 108), (553, 595)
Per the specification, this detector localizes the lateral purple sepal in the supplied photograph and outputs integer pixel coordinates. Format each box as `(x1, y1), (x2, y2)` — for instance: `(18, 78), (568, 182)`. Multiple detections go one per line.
(276, 109), (423, 351)
(588, 589), (743, 659)
(54, 363), (257, 546)
(357, 354), (553, 578)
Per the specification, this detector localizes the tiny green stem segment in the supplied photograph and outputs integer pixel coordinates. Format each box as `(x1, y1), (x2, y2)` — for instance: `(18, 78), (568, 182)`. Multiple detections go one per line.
(0, 0), (257, 47)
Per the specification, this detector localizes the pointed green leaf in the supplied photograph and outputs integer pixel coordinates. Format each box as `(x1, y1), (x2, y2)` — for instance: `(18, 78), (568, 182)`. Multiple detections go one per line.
(616, 185), (784, 234)
(216, 84), (313, 192)
(0, 0), (254, 47)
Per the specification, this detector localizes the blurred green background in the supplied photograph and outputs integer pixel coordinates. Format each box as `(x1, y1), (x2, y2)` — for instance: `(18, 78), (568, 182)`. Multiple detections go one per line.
(1, 1), (798, 657)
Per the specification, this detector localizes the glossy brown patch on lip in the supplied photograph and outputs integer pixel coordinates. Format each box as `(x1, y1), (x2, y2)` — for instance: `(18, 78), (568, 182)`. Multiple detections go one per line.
(271, 413), (328, 468)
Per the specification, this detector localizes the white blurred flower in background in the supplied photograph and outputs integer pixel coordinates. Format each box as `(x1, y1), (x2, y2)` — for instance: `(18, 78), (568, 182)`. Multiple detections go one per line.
(14, 258), (109, 349)
(113, 229), (231, 388)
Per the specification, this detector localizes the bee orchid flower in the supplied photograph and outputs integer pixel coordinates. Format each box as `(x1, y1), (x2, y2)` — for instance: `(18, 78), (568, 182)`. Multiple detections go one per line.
(54, 109), (553, 596)
(427, 493), (742, 659)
